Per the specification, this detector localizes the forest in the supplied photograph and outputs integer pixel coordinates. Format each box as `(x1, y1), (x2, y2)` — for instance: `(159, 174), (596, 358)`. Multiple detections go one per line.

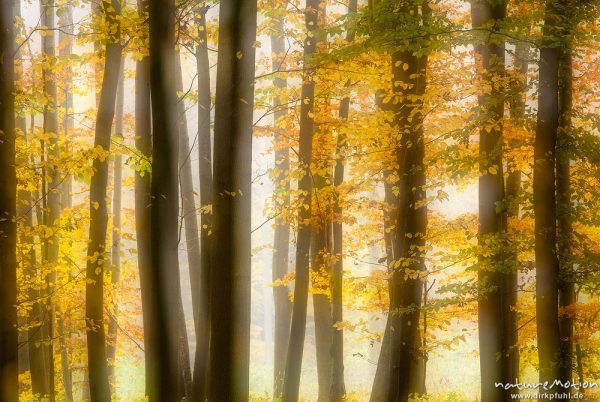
(0, 0), (600, 400)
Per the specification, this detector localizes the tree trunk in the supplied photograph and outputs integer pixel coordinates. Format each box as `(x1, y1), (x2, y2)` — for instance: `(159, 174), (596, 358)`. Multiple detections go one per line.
(85, 0), (122, 399)
(14, 0), (45, 397)
(0, 1), (17, 399)
(57, 3), (75, 400)
(147, 0), (183, 398)
(369, 90), (399, 402)
(14, 0), (30, 379)
(191, 5), (212, 401)
(330, 2), (357, 399)
(281, 2), (320, 401)
(208, 0), (257, 398)
(557, 35), (574, 389)
(175, 48), (201, 332)
(503, 41), (529, 393)
(133, 0), (154, 395)
(174, 49), (194, 400)
(534, 0), (562, 394)
(470, 1), (509, 401)
(269, 9), (292, 399)
(107, 60), (125, 392)
(41, 0), (60, 397)
(311, 214), (334, 402)
(388, 31), (429, 402)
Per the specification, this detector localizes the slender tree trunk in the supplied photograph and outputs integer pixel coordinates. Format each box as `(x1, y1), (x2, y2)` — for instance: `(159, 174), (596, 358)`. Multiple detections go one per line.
(191, 5), (212, 400)
(269, 8), (292, 398)
(330, 2), (357, 399)
(85, 0), (122, 399)
(471, 1), (509, 400)
(281, 2), (320, 401)
(177, 301), (193, 399)
(133, 0), (154, 394)
(57, 3), (74, 400)
(14, 0), (30, 379)
(311, 212), (334, 402)
(173, 50), (194, 400)
(148, 0), (183, 398)
(208, 0), (257, 398)
(311, 16), (333, 398)
(26, 118), (50, 399)
(107, 60), (125, 392)
(41, 0), (61, 397)
(0, 2), (17, 399)
(557, 36), (575, 388)
(534, 0), (562, 394)
(175, 49), (201, 330)
(14, 0), (42, 396)
(503, 41), (529, 393)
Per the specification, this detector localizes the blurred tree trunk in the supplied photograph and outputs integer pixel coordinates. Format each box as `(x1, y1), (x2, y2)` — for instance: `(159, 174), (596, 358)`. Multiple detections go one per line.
(504, 41), (529, 395)
(40, 0), (60, 397)
(310, 214), (334, 402)
(191, 5), (212, 401)
(0, 1), (17, 399)
(147, 0), (183, 397)
(57, 2), (74, 400)
(107, 60), (124, 392)
(330, 1), (357, 399)
(14, 0), (44, 397)
(173, 49), (194, 400)
(534, 0), (562, 395)
(281, 1), (320, 401)
(470, 1), (509, 401)
(134, 0), (154, 396)
(85, 0), (122, 399)
(269, 6), (292, 398)
(208, 0), (257, 398)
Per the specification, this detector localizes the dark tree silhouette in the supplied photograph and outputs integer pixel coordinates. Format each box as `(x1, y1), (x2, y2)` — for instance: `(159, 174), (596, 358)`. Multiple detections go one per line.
(208, 0), (257, 398)
(534, 0), (564, 395)
(0, 1), (17, 400)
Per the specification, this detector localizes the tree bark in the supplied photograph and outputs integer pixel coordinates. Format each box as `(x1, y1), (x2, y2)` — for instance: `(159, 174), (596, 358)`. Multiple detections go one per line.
(85, 0), (122, 400)
(147, 0), (184, 398)
(470, 1), (510, 400)
(133, 0), (154, 395)
(0, 1), (17, 399)
(107, 59), (125, 392)
(534, 0), (563, 394)
(191, 5), (212, 401)
(281, 2), (320, 401)
(269, 8), (292, 398)
(557, 35), (574, 389)
(208, 0), (257, 398)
